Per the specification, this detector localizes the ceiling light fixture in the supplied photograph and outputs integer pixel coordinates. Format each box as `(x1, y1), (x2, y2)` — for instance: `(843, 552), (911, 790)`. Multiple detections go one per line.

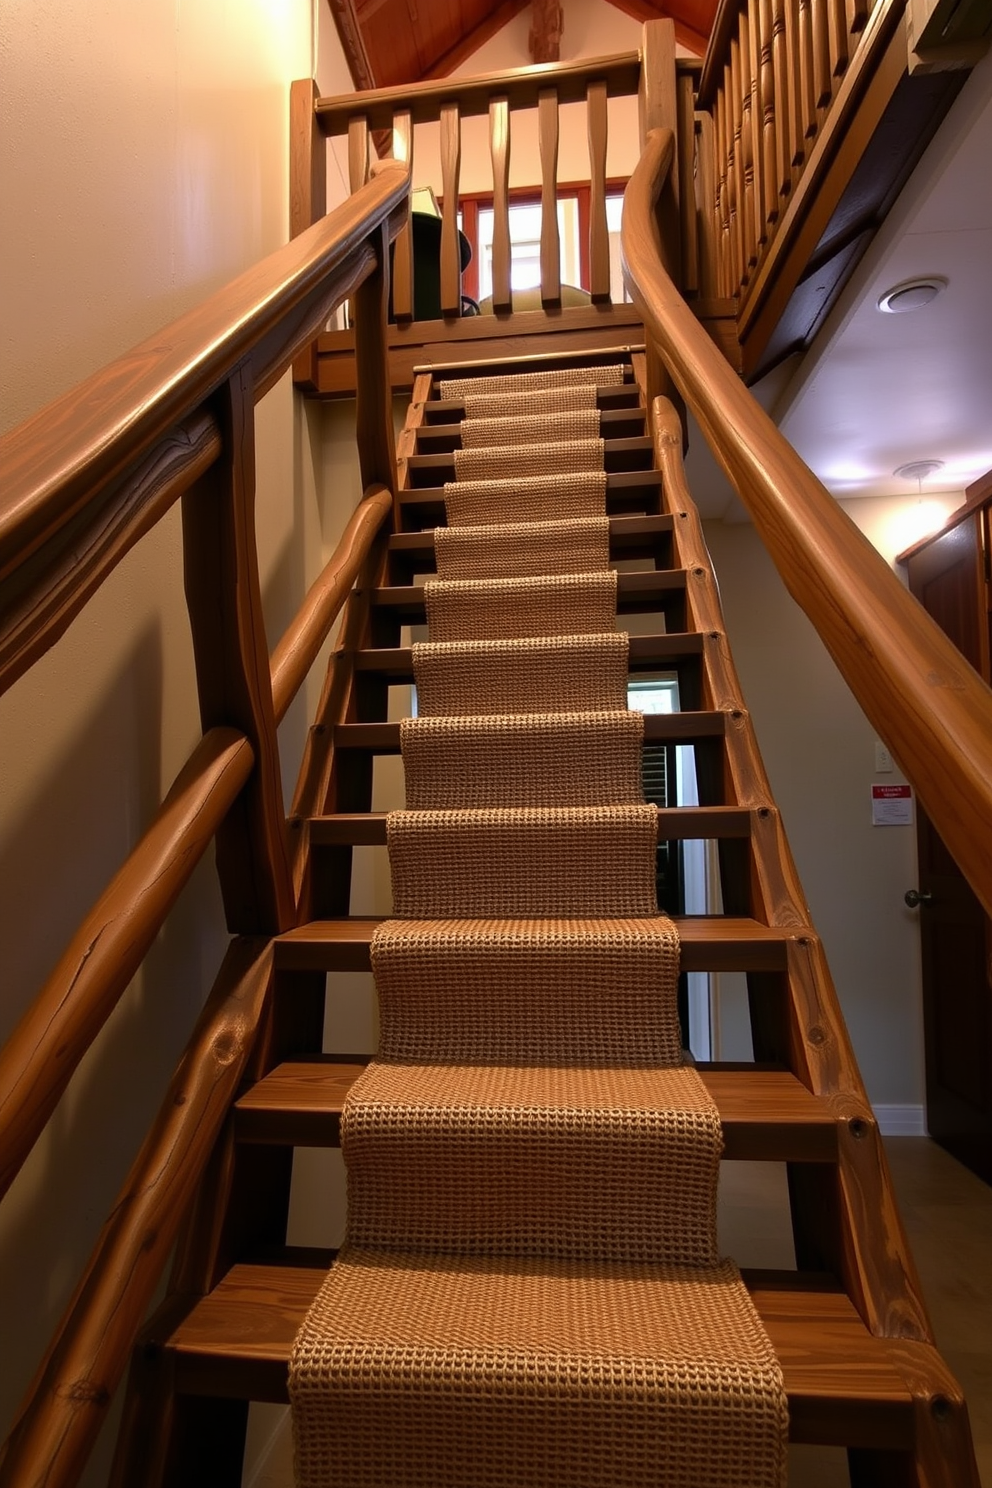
(877, 277), (947, 314)
(894, 460), (945, 483)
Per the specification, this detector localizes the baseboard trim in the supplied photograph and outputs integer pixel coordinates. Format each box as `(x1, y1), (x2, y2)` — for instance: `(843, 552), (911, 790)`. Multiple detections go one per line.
(873, 1103), (926, 1136)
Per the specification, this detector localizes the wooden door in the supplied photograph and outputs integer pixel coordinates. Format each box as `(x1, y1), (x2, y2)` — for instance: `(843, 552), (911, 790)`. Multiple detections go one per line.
(905, 510), (992, 1182)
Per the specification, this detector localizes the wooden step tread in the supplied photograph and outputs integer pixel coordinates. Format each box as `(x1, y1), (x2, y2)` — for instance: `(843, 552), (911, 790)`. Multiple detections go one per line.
(368, 569), (688, 620)
(416, 408), (646, 451)
(309, 806), (754, 847)
(407, 436), (654, 478)
(333, 712), (726, 754)
(275, 917), (791, 974)
(234, 1062), (837, 1163)
(396, 472), (662, 526)
(147, 1262), (917, 1449)
(423, 384), (641, 420)
(388, 513), (674, 553)
(353, 631), (704, 679)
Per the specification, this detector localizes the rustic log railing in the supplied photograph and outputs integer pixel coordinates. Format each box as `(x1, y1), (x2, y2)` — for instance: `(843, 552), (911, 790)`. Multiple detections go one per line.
(622, 126), (992, 921)
(0, 164), (406, 1485)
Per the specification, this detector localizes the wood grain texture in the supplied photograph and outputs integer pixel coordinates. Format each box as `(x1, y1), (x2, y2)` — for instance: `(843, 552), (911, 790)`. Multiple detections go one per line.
(770, 0), (793, 195)
(439, 103), (462, 317)
(586, 81), (611, 302)
(812, 0), (834, 102)
(0, 940), (274, 1488)
(747, 0), (767, 246)
(270, 485), (391, 724)
(0, 728), (252, 1203)
(290, 78), (328, 389)
(676, 72), (700, 292)
(757, 0), (781, 227)
(538, 88), (562, 306)
(390, 110), (414, 321)
(828, 0), (851, 72)
(489, 97), (512, 312)
(182, 369), (294, 935)
(624, 131), (992, 917)
(316, 51), (642, 133)
(639, 19), (682, 287)
(738, 13), (758, 270)
(348, 115), (370, 193)
(354, 222), (399, 494)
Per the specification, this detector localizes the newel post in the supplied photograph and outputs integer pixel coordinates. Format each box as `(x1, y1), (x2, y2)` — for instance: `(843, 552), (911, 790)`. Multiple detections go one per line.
(290, 78), (327, 393)
(182, 364), (295, 935)
(638, 18), (685, 413)
(353, 219), (399, 514)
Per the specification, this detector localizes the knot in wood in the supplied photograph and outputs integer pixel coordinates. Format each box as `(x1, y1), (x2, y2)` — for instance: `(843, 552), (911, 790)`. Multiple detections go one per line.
(807, 1024), (826, 1046)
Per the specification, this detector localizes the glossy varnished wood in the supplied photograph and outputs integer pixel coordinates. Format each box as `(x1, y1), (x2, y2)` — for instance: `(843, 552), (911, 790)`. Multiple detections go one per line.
(353, 629), (705, 682)
(145, 1262), (919, 1447)
(308, 805), (756, 848)
(275, 916), (792, 974)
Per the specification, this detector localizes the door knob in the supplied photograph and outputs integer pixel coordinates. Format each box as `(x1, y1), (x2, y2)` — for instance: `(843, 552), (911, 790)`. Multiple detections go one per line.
(904, 889), (933, 908)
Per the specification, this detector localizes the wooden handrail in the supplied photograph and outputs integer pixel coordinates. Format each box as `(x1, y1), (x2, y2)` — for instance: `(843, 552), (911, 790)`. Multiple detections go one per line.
(0, 162), (408, 635)
(315, 51), (642, 133)
(0, 939), (275, 1488)
(622, 128), (992, 919)
(0, 729), (254, 1204)
(270, 483), (393, 724)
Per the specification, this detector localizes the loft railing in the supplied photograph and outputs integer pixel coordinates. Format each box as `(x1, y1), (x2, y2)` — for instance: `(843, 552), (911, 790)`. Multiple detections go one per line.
(0, 160), (407, 1487)
(622, 125), (992, 920)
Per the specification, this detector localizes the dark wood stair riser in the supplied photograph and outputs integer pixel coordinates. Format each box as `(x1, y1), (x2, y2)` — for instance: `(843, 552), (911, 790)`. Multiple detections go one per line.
(415, 407), (647, 452)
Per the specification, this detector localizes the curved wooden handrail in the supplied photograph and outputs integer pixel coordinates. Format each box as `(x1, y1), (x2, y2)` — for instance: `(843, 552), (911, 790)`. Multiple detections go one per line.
(271, 483), (393, 724)
(0, 939), (275, 1488)
(622, 128), (992, 918)
(0, 161), (408, 595)
(0, 728), (254, 1203)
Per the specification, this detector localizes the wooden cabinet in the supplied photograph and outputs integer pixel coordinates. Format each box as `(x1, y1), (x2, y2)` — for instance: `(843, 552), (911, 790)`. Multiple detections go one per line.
(900, 476), (992, 1182)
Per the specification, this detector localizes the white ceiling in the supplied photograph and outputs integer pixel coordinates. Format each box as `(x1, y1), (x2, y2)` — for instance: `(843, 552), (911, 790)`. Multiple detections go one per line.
(685, 46), (992, 521)
(776, 45), (992, 504)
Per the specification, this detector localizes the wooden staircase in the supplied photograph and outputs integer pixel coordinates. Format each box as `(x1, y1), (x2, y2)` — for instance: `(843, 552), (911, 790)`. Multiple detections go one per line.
(108, 346), (979, 1488)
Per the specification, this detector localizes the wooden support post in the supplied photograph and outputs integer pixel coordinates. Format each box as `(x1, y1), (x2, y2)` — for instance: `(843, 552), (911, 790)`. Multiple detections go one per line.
(391, 110), (413, 322)
(676, 71), (699, 293)
(353, 222), (398, 498)
(182, 367), (294, 935)
(639, 19), (682, 289)
(289, 79), (327, 391)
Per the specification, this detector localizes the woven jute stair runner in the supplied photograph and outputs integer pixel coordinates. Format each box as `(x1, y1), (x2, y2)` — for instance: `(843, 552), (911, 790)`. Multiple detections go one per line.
(290, 366), (788, 1487)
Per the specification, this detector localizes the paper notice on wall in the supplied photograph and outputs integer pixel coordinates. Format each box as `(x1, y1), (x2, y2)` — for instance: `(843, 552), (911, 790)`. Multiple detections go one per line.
(871, 783), (913, 825)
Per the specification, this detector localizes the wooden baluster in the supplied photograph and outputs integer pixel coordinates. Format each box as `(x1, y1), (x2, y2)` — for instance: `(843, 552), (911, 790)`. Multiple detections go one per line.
(538, 88), (561, 306)
(439, 102), (462, 317)
(587, 80), (611, 302)
(489, 95), (512, 312)
(798, 0), (818, 141)
(676, 70), (699, 295)
(747, 0), (767, 251)
(696, 108), (720, 299)
(758, 0), (780, 231)
(715, 85), (732, 298)
(771, 0), (793, 192)
(812, 0), (833, 105)
(784, 0), (806, 167)
(729, 45), (746, 287)
(353, 222), (399, 513)
(391, 110), (414, 322)
(182, 366), (294, 934)
(848, 0), (869, 35)
(638, 18), (681, 288)
(739, 10), (758, 271)
(828, 0), (850, 77)
(348, 115), (370, 192)
(289, 78), (327, 392)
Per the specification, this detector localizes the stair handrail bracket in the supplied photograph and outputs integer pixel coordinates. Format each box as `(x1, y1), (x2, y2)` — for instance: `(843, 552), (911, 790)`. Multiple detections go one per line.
(622, 127), (992, 920)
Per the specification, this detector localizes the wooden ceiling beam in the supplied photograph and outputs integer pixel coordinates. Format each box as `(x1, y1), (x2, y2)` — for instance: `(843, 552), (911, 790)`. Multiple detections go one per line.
(530, 0), (565, 62)
(327, 0), (377, 91)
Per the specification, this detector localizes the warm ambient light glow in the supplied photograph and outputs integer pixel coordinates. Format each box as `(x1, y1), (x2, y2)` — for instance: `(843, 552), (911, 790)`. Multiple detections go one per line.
(889, 499), (949, 552)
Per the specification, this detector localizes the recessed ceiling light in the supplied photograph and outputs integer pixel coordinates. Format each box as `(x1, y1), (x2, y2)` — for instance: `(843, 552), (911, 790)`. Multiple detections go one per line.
(894, 460), (944, 482)
(877, 277), (947, 313)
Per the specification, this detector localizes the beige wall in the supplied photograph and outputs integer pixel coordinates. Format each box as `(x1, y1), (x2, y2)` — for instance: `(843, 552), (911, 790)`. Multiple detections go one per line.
(703, 490), (965, 1110)
(0, 0), (365, 1476)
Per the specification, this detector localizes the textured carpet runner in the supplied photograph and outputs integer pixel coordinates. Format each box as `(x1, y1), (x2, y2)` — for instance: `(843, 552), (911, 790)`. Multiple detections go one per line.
(290, 364), (788, 1487)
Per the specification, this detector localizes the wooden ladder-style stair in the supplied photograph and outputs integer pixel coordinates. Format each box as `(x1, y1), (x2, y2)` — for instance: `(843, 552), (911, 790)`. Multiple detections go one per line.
(109, 347), (979, 1488)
